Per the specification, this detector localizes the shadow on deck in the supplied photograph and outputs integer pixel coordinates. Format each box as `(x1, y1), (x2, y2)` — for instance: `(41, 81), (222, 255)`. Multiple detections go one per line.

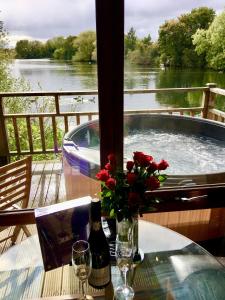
(30, 159), (67, 208)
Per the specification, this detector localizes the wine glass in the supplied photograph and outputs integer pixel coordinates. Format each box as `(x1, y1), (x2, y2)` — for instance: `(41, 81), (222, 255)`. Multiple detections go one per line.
(115, 231), (135, 300)
(72, 240), (93, 300)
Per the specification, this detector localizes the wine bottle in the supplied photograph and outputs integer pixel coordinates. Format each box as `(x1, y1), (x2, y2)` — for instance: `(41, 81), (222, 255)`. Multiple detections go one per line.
(88, 198), (111, 289)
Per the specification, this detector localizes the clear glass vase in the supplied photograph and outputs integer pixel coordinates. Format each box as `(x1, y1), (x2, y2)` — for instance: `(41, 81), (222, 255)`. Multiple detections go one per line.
(116, 215), (143, 264)
(131, 214), (143, 264)
(116, 217), (133, 241)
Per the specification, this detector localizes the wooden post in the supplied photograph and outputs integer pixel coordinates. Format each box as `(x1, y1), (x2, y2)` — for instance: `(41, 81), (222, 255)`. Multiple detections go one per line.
(0, 96), (10, 166)
(95, 0), (124, 171)
(202, 83), (217, 119)
(55, 94), (60, 115)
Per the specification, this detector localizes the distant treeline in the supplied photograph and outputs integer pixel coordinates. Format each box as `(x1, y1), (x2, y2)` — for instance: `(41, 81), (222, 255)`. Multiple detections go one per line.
(15, 7), (225, 70)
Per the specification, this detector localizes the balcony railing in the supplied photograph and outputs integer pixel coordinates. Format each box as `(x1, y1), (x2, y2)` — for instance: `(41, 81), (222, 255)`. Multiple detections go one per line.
(0, 83), (225, 163)
(1, 84), (225, 244)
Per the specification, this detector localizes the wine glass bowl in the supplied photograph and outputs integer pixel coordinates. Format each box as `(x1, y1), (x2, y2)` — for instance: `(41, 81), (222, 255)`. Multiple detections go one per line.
(117, 244), (133, 271)
(72, 240), (93, 300)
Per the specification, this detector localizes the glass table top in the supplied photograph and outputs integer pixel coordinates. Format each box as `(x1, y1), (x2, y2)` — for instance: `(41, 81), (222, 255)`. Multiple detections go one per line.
(0, 220), (225, 299)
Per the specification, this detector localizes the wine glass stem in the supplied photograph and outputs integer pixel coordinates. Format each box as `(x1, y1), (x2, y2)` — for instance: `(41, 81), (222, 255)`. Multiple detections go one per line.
(81, 280), (86, 300)
(123, 269), (128, 287)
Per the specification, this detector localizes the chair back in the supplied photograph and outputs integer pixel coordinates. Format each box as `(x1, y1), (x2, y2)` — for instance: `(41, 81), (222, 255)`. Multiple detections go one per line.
(0, 156), (32, 210)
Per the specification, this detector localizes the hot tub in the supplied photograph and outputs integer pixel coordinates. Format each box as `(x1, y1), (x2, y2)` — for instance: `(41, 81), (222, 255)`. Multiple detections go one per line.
(63, 114), (225, 199)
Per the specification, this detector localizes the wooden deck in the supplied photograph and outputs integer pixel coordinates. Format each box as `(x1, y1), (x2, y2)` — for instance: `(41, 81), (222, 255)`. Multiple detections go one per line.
(29, 159), (66, 208)
(1, 159), (225, 252)
(0, 159), (66, 254)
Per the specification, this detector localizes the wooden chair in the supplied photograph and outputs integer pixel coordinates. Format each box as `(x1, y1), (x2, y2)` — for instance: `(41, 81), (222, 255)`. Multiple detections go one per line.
(0, 156), (32, 244)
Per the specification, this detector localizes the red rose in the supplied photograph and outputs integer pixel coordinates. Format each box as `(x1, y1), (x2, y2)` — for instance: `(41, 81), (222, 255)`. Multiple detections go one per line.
(105, 178), (116, 190)
(107, 153), (116, 163)
(128, 192), (141, 207)
(139, 154), (153, 167)
(105, 162), (113, 172)
(147, 161), (158, 173)
(96, 169), (110, 182)
(126, 160), (134, 172)
(145, 176), (160, 190)
(127, 173), (137, 185)
(157, 159), (169, 170)
(145, 155), (153, 162)
(133, 152), (153, 167)
(133, 151), (144, 163)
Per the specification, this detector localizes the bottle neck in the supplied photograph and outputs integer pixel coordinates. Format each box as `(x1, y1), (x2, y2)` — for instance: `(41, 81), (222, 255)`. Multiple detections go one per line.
(90, 199), (102, 231)
(91, 221), (102, 231)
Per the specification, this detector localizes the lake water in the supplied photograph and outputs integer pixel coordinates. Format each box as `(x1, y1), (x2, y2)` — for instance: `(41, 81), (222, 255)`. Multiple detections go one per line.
(10, 59), (225, 174)
(10, 59), (225, 112)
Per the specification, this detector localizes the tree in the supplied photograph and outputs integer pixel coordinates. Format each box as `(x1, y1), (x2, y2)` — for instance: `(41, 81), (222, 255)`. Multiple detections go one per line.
(158, 7), (215, 67)
(0, 20), (11, 91)
(15, 40), (30, 58)
(0, 20), (64, 160)
(45, 36), (65, 58)
(127, 40), (159, 66)
(63, 35), (77, 60)
(52, 35), (77, 60)
(141, 34), (151, 46)
(72, 31), (96, 62)
(0, 22), (30, 94)
(158, 20), (185, 67)
(15, 40), (46, 58)
(125, 27), (137, 56)
(0, 19), (7, 48)
(193, 10), (225, 70)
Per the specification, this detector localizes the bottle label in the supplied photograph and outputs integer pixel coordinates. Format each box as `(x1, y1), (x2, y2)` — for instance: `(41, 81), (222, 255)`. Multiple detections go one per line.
(92, 221), (101, 231)
(89, 265), (110, 287)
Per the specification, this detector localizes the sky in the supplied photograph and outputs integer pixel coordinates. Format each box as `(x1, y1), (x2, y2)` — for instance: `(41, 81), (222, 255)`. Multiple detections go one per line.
(0, 0), (224, 47)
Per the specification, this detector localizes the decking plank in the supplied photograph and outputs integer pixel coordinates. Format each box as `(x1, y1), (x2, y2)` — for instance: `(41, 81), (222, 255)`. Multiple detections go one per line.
(58, 164), (67, 203)
(61, 265), (79, 295)
(0, 270), (10, 299)
(61, 265), (105, 298)
(0, 227), (16, 254)
(4, 268), (29, 300)
(42, 267), (63, 297)
(29, 161), (48, 208)
(31, 161), (55, 208)
(29, 160), (67, 207)
(22, 266), (45, 300)
(44, 160), (63, 206)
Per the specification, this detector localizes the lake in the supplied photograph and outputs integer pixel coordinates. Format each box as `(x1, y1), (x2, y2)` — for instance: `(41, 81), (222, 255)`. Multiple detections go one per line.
(10, 59), (225, 112)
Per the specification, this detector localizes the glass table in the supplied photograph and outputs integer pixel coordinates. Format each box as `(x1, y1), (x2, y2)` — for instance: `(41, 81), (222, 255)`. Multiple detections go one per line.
(0, 220), (225, 299)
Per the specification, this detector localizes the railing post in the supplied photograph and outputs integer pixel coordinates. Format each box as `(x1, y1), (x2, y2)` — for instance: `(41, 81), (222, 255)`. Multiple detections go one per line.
(55, 94), (60, 115)
(0, 96), (10, 166)
(202, 83), (217, 119)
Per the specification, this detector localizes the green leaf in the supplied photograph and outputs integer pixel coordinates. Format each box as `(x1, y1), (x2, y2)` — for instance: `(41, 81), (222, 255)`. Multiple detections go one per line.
(158, 174), (167, 182)
(105, 191), (112, 197)
(110, 209), (115, 218)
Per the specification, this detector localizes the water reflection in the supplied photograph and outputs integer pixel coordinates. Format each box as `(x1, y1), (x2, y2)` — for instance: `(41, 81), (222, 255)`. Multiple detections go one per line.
(155, 68), (225, 110)
(11, 59), (225, 111)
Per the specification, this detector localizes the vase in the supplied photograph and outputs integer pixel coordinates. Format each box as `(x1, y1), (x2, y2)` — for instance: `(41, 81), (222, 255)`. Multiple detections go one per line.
(131, 214), (143, 264)
(116, 217), (133, 241)
(116, 215), (143, 264)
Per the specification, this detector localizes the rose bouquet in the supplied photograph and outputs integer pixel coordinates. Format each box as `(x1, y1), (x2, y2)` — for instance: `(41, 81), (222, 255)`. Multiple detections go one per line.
(96, 151), (169, 221)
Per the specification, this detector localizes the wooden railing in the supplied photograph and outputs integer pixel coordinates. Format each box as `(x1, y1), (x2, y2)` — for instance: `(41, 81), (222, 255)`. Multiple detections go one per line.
(0, 83), (224, 163)
(1, 84), (225, 242)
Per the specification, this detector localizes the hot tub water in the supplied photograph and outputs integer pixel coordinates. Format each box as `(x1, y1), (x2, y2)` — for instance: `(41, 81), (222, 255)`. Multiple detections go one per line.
(63, 114), (225, 182)
(124, 129), (225, 175)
